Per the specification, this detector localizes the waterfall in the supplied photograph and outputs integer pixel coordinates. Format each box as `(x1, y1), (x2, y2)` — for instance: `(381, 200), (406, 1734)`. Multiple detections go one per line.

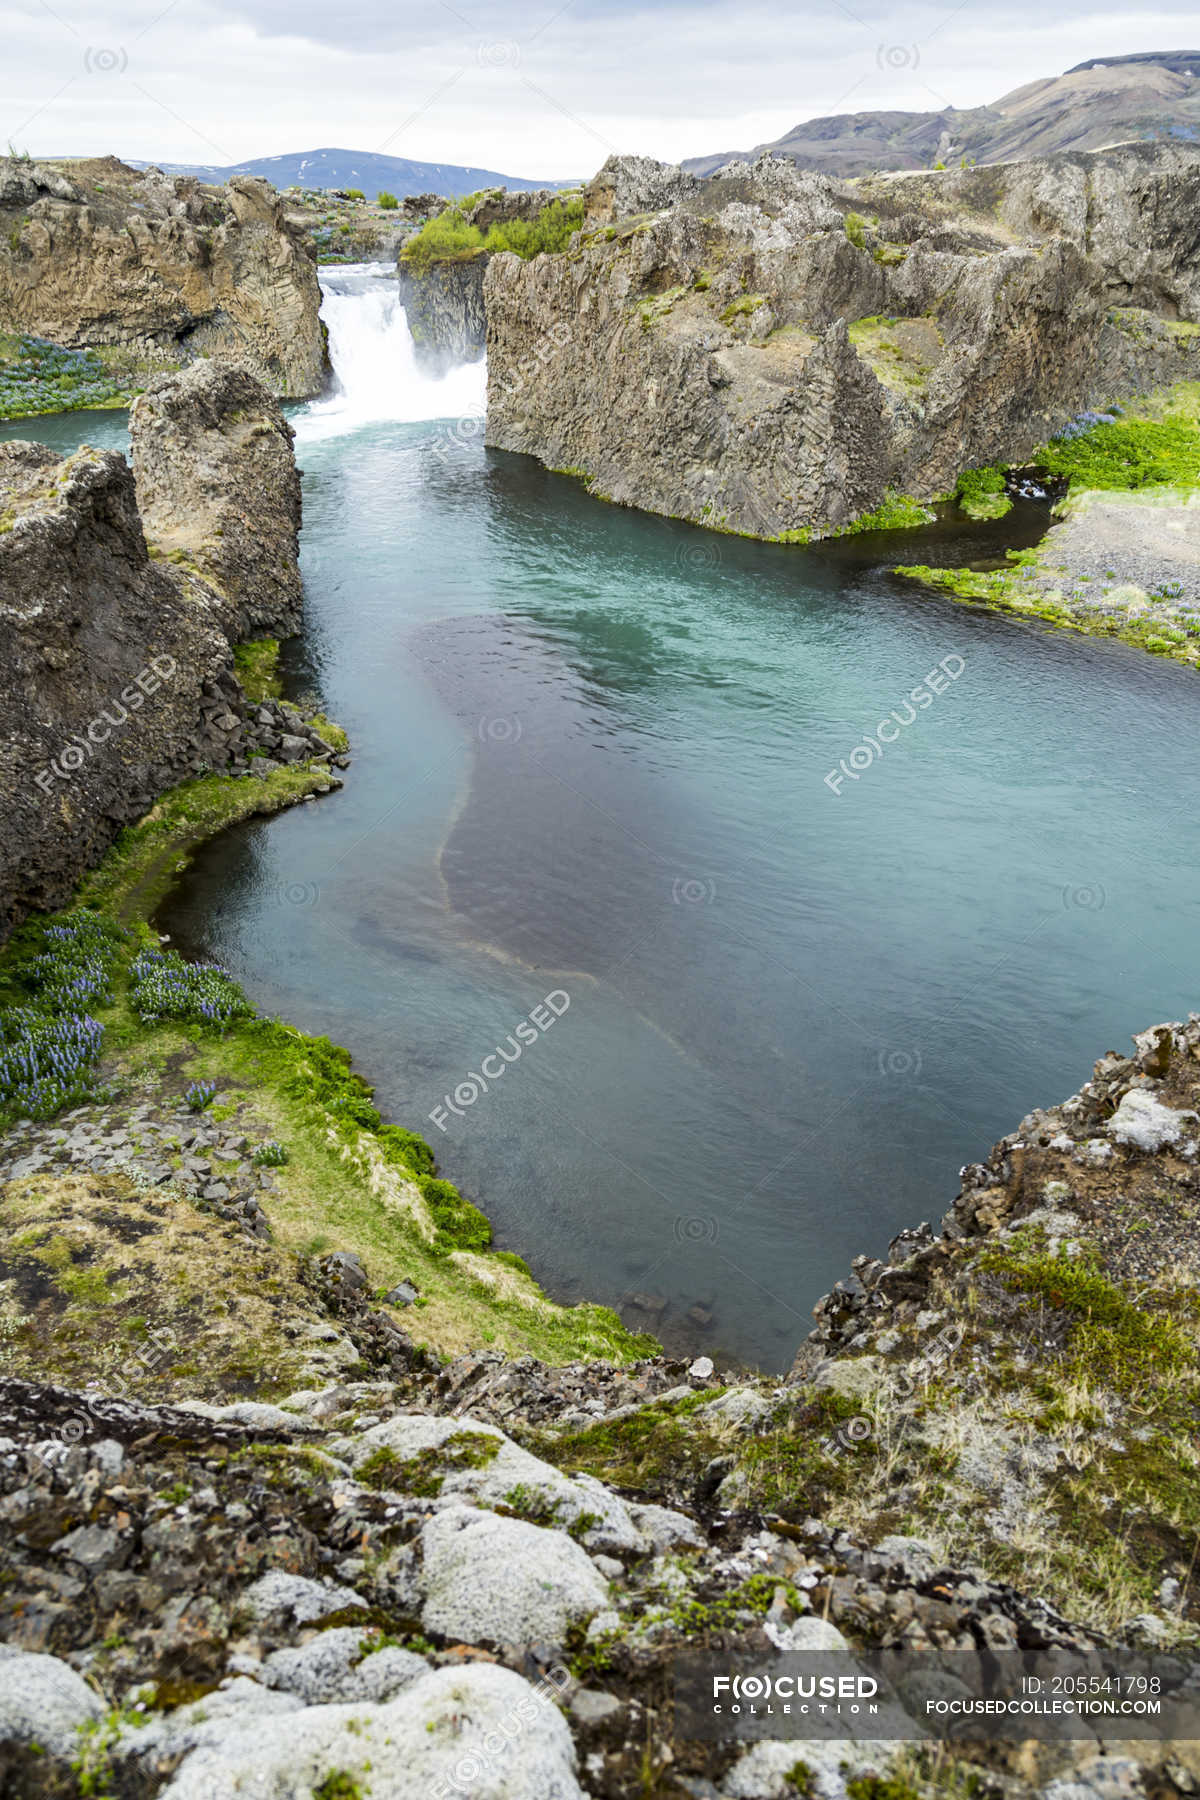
(294, 262), (487, 442)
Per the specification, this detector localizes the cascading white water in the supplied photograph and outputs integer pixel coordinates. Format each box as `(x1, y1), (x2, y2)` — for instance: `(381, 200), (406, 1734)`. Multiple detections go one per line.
(295, 262), (487, 442)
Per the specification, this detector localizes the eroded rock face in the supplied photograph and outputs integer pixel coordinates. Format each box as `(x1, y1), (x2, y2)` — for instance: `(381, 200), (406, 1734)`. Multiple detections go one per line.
(582, 153), (700, 226)
(397, 258), (487, 373)
(0, 364), (306, 934)
(131, 360), (303, 638)
(852, 141), (1200, 323)
(0, 157), (326, 397)
(0, 442), (234, 930)
(485, 146), (1200, 539)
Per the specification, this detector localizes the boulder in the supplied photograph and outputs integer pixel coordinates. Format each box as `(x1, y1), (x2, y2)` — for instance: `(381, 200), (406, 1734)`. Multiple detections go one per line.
(260, 1629), (427, 1704)
(419, 1503), (611, 1645)
(0, 1645), (102, 1756)
(142, 1663), (584, 1800)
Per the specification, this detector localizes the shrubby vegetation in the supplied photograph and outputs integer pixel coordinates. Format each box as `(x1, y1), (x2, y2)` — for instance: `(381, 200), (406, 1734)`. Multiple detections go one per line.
(401, 192), (585, 267)
(954, 464), (1011, 519)
(0, 911), (123, 1121)
(1039, 407), (1200, 490)
(128, 947), (253, 1030)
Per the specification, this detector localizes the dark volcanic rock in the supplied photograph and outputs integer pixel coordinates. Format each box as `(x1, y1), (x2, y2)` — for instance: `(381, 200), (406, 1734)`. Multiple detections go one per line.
(0, 362), (308, 936)
(0, 440), (234, 932)
(396, 258), (487, 374)
(130, 359), (304, 638)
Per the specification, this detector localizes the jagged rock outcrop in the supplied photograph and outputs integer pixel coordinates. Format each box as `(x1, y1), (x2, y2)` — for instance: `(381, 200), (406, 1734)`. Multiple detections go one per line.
(851, 140), (1200, 323)
(0, 156), (326, 397)
(485, 145), (1200, 539)
(583, 153), (700, 226)
(396, 257), (487, 373)
(0, 365), (307, 935)
(130, 360), (303, 638)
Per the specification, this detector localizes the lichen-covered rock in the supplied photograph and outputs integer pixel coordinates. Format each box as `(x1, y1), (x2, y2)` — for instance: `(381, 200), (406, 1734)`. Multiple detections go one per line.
(0, 156), (326, 397)
(583, 153), (701, 225)
(260, 1628), (427, 1703)
(143, 1664), (584, 1800)
(418, 1503), (611, 1644)
(340, 1410), (645, 1550)
(0, 1645), (102, 1754)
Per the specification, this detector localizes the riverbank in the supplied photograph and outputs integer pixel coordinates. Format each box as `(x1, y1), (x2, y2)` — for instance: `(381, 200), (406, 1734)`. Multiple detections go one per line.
(895, 381), (1200, 669)
(0, 750), (655, 1373)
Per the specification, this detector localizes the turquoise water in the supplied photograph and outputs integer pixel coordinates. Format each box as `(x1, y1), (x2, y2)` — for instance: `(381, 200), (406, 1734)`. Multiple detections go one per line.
(8, 395), (1200, 1371)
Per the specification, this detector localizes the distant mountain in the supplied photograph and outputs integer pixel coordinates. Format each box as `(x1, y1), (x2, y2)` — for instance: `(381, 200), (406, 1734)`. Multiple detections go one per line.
(684, 50), (1200, 178)
(129, 146), (575, 200)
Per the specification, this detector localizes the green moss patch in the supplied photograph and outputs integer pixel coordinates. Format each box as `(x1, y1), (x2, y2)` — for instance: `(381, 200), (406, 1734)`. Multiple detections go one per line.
(357, 1430), (499, 1496)
(847, 315), (943, 396)
(232, 639), (282, 702)
(954, 465), (1011, 520)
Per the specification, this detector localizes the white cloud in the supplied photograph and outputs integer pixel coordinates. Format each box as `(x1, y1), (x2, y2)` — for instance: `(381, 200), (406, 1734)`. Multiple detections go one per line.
(0, 0), (1194, 178)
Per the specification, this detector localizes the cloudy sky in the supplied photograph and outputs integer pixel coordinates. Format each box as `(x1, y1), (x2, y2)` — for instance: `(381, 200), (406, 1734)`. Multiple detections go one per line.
(2, 0), (1194, 177)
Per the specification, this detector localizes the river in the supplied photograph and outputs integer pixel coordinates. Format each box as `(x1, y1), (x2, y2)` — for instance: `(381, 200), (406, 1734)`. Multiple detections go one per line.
(7, 263), (1200, 1370)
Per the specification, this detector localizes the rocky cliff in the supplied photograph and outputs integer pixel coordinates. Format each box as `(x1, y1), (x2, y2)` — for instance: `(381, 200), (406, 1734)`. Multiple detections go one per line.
(396, 257), (487, 374)
(0, 363), (314, 936)
(397, 188), (570, 372)
(0, 157), (326, 399)
(130, 361), (303, 639)
(484, 144), (1200, 540)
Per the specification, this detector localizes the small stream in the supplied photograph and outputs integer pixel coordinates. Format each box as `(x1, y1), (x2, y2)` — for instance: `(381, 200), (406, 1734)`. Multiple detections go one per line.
(7, 267), (1200, 1370)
